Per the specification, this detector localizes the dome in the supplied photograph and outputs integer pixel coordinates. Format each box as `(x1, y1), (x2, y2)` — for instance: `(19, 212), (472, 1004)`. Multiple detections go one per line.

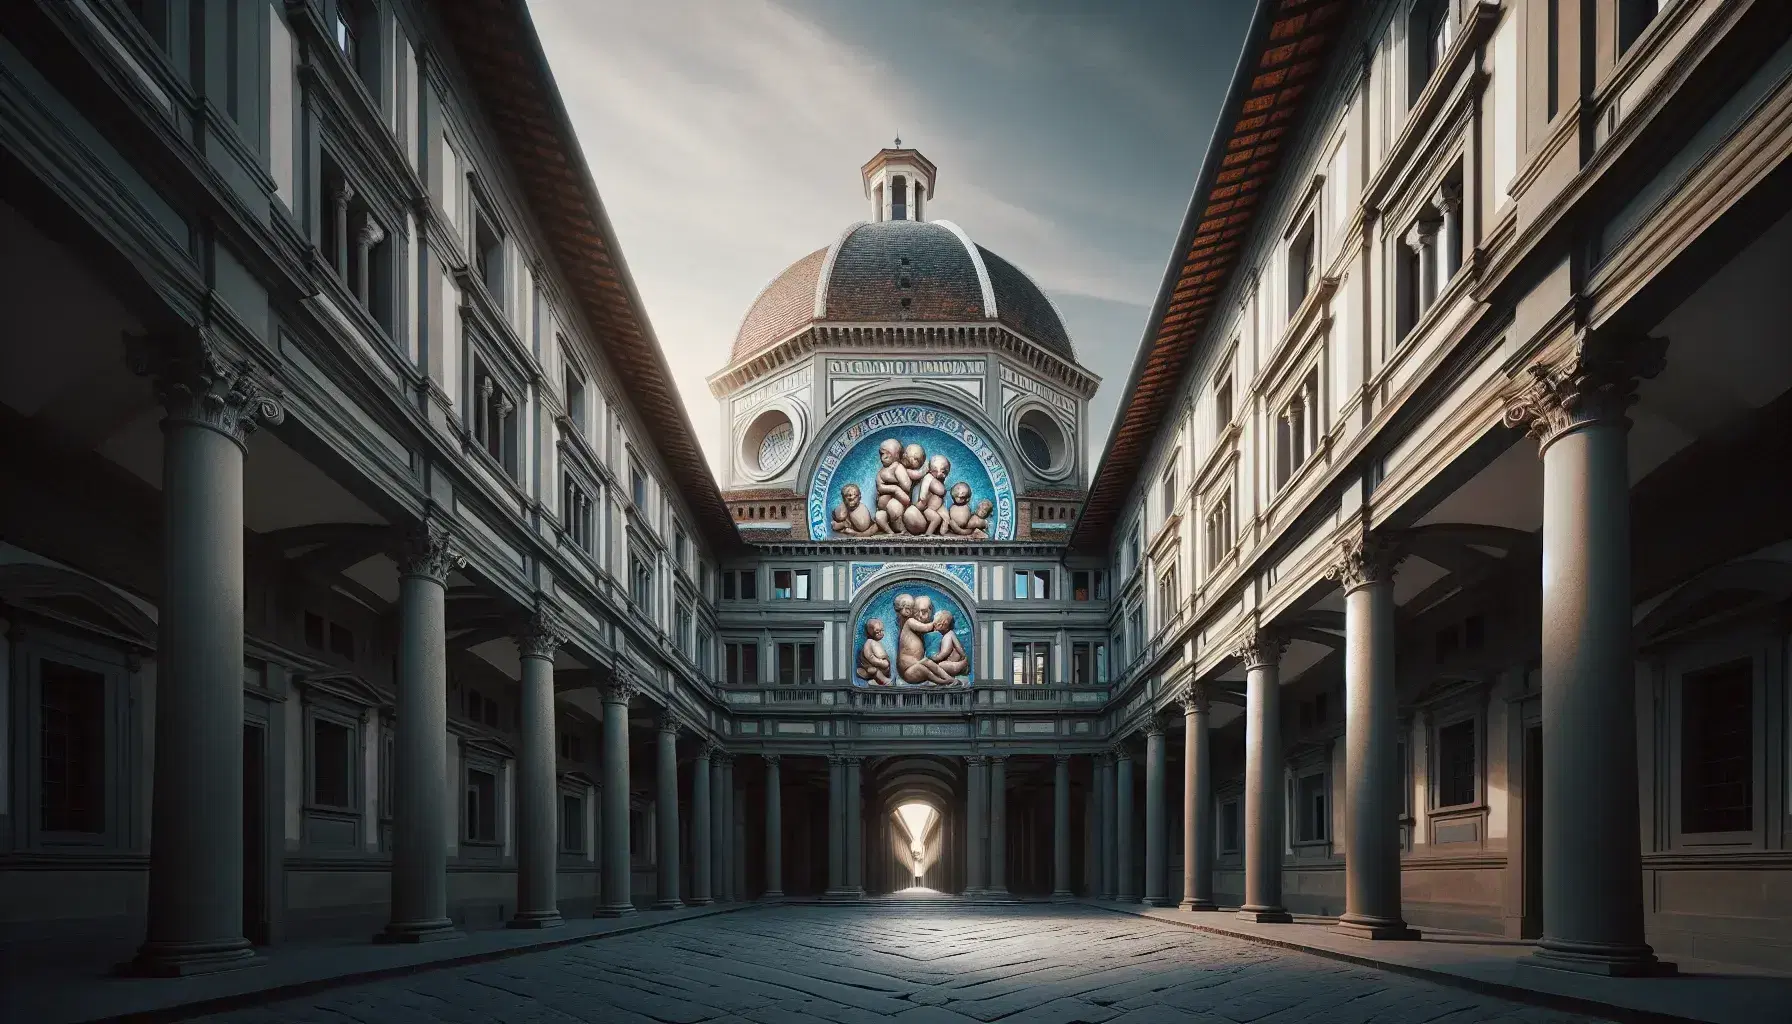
(729, 219), (1075, 365)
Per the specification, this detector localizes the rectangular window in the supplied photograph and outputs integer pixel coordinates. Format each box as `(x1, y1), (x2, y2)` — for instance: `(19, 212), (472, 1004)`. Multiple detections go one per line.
(465, 689), (500, 729)
(465, 768), (497, 842)
(1213, 373), (1234, 433)
(1161, 469), (1178, 519)
(1220, 799), (1241, 853)
(1288, 215), (1316, 314)
(304, 611), (326, 650)
(739, 569), (758, 600)
(629, 551), (654, 614)
(722, 572), (736, 600)
(39, 660), (105, 834)
(1010, 640), (1052, 686)
(696, 629), (713, 674)
(328, 622), (355, 662)
(311, 717), (353, 809)
(560, 793), (584, 853)
(724, 641), (760, 686)
(629, 460), (647, 508)
(473, 204), (505, 307)
(674, 528), (688, 571)
(472, 358), (520, 477)
(675, 604), (692, 655)
(1273, 369), (1322, 492)
(1072, 641), (1108, 685)
(772, 569), (810, 600)
(564, 362), (587, 432)
(1127, 607), (1144, 663)
(1125, 530), (1142, 579)
(1156, 567), (1180, 629)
(1682, 659), (1752, 835)
(776, 642), (816, 686)
(1296, 772), (1328, 842)
(1436, 719), (1477, 808)
(1013, 569), (1051, 600)
(1618, 0), (1658, 54)
(563, 474), (595, 553)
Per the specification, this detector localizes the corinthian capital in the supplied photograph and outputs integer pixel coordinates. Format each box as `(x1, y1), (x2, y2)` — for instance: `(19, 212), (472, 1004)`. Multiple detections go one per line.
(396, 520), (465, 583)
(1503, 333), (1667, 450)
(601, 669), (641, 706)
(1233, 629), (1287, 671)
(1326, 531), (1402, 594)
(516, 610), (569, 659)
(1176, 681), (1210, 715)
(127, 330), (285, 447)
(1142, 717), (1166, 739)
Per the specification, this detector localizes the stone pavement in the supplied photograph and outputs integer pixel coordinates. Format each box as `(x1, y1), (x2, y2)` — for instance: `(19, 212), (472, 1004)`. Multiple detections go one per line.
(183, 903), (1611, 1024)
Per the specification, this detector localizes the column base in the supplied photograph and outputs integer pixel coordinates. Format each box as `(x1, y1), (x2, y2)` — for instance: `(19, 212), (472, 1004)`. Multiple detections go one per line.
(652, 899), (686, 911)
(1236, 906), (1292, 923)
(119, 938), (262, 978)
(1117, 893), (1139, 904)
(759, 890), (786, 901)
(374, 919), (465, 944)
(1178, 898), (1219, 911)
(820, 888), (861, 902)
(1335, 915), (1419, 940)
(1520, 942), (1678, 978)
(1143, 895), (1176, 907)
(594, 903), (638, 919)
(688, 897), (715, 906)
(507, 911), (565, 930)
(1051, 889), (1077, 902)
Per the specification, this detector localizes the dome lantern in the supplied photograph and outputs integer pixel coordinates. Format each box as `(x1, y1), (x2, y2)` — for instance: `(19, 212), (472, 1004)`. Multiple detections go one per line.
(861, 140), (938, 223)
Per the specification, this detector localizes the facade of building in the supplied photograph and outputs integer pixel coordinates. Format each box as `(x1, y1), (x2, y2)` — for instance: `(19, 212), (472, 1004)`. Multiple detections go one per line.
(1, 0), (1789, 986)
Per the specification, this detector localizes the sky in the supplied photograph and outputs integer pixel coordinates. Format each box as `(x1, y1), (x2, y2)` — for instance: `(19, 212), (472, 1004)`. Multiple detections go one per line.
(526, 0), (1256, 477)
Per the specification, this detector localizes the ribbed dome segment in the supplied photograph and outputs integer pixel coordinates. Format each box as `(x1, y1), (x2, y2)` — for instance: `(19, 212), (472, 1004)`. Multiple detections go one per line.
(728, 221), (1074, 364)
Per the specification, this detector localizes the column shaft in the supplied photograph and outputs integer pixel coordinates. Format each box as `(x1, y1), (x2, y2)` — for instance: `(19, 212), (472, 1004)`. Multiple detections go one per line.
(1181, 692), (1216, 910)
(763, 756), (784, 898)
(133, 411), (259, 973)
(381, 528), (463, 943)
(1337, 552), (1416, 939)
(1100, 756), (1118, 899)
(691, 749), (712, 905)
(597, 681), (637, 917)
(1052, 755), (1073, 900)
(1144, 726), (1168, 906)
(711, 756), (728, 901)
(510, 623), (564, 928)
(722, 757), (738, 900)
(654, 723), (683, 909)
(1239, 633), (1291, 922)
(846, 759), (863, 896)
(1116, 753), (1137, 901)
(988, 757), (1008, 896)
(965, 757), (987, 894)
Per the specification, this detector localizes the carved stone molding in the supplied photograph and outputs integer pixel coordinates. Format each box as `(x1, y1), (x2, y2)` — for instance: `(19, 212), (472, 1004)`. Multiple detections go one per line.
(964, 755), (986, 768)
(396, 520), (466, 583)
(601, 671), (641, 706)
(126, 330), (285, 447)
(1177, 681), (1210, 715)
(1503, 333), (1668, 451)
(1326, 531), (1403, 594)
(515, 611), (568, 659)
(1233, 629), (1288, 670)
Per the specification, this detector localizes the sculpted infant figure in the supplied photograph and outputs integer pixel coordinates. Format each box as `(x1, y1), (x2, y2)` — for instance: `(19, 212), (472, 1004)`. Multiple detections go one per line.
(897, 444), (931, 534)
(831, 482), (875, 536)
(855, 618), (892, 686)
(915, 454), (951, 534)
(930, 611), (969, 681)
(943, 481), (977, 536)
(874, 438), (915, 534)
(897, 594), (954, 684)
(966, 498), (994, 540)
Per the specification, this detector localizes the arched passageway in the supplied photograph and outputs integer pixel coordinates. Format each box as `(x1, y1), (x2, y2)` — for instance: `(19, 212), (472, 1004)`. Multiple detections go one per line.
(865, 756), (964, 895)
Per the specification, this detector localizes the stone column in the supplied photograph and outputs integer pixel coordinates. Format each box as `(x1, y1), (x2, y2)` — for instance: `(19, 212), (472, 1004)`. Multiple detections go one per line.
(690, 744), (712, 905)
(596, 674), (638, 917)
(126, 334), (284, 974)
(1330, 534), (1418, 939)
(763, 755), (784, 898)
(354, 217), (384, 304)
(721, 755), (738, 901)
(1144, 720), (1169, 906)
(1099, 753), (1118, 899)
(1505, 339), (1673, 976)
(964, 755), (987, 894)
(1180, 685), (1217, 910)
(710, 754), (728, 901)
(330, 179), (353, 275)
(1436, 181), (1462, 284)
(1116, 747), (1137, 902)
(654, 719), (683, 910)
(379, 521), (466, 943)
(510, 614), (567, 929)
(987, 756), (1008, 897)
(824, 755), (846, 897)
(1052, 754), (1073, 900)
(845, 757), (864, 897)
(1237, 630), (1292, 922)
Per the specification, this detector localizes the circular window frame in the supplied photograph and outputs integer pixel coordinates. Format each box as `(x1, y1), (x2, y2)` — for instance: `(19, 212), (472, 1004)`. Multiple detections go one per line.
(1010, 404), (1073, 481)
(738, 403), (805, 482)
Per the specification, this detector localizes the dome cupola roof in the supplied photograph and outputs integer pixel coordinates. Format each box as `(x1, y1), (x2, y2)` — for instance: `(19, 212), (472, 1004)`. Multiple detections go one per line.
(727, 144), (1075, 367)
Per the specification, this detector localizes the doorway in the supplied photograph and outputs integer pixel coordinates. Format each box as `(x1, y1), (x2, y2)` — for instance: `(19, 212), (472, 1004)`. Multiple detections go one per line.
(243, 723), (268, 945)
